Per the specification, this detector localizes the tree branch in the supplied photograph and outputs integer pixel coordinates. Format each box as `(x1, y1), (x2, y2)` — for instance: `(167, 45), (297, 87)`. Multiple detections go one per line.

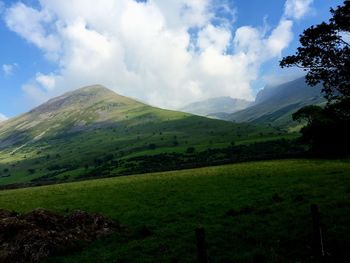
(338, 37), (350, 47)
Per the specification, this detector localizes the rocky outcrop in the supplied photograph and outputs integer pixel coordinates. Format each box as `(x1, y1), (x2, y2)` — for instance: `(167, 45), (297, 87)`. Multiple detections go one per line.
(0, 209), (123, 263)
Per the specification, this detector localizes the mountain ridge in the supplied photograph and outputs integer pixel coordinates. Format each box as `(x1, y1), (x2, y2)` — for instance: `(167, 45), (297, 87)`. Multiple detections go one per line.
(180, 96), (252, 117)
(227, 77), (325, 127)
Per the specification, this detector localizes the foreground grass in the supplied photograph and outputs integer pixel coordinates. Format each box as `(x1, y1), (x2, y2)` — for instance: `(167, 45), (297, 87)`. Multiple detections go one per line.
(0, 159), (349, 262)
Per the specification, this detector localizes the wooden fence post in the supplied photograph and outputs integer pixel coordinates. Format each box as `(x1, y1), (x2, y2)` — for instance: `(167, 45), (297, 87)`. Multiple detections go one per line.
(195, 227), (208, 263)
(311, 204), (325, 260)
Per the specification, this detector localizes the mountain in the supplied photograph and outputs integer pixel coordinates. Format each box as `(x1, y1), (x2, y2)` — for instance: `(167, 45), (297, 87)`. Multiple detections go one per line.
(0, 85), (278, 187)
(0, 85), (146, 149)
(180, 97), (251, 117)
(227, 77), (325, 128)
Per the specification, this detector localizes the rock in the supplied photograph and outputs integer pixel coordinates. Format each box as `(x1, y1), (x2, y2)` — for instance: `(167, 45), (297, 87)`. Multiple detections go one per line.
(0, 209), (122, 263)
(0, 209), (18, 218)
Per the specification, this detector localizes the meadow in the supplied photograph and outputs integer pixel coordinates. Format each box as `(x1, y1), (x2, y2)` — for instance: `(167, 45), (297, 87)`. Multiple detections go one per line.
(0, 159), (349, 262)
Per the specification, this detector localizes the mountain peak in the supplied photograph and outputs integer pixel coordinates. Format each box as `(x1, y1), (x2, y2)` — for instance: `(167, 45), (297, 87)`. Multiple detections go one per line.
(30, 85), (138, 116)
(55, 84), (117, 101)
(69, 84), (112, 95)
(0, 84), (149, 149)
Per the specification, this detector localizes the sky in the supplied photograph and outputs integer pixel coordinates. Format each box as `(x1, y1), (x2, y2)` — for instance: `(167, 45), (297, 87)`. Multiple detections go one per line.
(0, 0), (344, 119)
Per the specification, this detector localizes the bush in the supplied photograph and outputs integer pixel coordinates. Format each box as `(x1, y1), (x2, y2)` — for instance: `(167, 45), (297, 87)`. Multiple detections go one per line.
(28, 169), (36, 174)
(148, 144), (156, 150)
(186, 147), (195, 154)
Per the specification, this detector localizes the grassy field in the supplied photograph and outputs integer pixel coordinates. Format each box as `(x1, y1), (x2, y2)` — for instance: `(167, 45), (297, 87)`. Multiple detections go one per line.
(0, 159), (349, 262)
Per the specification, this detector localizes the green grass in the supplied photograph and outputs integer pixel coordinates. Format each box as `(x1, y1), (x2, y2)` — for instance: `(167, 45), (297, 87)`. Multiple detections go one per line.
(0, 159), (349, 262)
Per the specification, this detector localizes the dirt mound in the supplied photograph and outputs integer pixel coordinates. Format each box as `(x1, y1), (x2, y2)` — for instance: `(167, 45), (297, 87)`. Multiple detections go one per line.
(0, 208), (122, 263)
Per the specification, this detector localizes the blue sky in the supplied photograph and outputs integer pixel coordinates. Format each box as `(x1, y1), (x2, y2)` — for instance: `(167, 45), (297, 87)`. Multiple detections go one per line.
(0, 0), (344, 118)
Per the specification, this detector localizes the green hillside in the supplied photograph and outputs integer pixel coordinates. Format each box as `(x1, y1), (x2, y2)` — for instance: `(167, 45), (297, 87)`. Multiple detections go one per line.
(0, 85), (285, 187)
(0, 159), (349, 262)
(228, 77), (325, 128)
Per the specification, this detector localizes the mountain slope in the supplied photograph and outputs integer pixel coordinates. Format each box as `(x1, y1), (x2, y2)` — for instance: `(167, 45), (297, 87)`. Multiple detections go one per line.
(0, 85), (280, 187)
(181, 97), (251, 117)
(0, 86), (142, 148)
(228, 77), (325, 127)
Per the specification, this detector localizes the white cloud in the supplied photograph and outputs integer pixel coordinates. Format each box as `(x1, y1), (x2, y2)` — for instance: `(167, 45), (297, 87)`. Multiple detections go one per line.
(2, 64), (14, 76)
(36, 73), (56, 91)
(198, 24), (231, 52)
(284, 0), (313, 20)
(21, 84), (48, 105)
(4, 0), (311, 109)
(0, 113), (8, 121)
(266, 19), (293, 57)
(4, 2), (61, 60)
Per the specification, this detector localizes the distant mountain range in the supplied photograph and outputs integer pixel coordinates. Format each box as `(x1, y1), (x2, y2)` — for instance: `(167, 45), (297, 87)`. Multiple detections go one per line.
(0, 85), (274, 187)
(180, 97), (252, 117)
(179, 77), (325, 128)
(226, 77), (325, 128)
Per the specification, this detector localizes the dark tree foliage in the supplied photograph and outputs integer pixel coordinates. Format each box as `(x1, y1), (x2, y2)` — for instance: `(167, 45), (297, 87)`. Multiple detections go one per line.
(281, 1), (350, 155)
(292, 105), (323, 125)
(280, 1), (350, 101)
(292, 99), (350, 155)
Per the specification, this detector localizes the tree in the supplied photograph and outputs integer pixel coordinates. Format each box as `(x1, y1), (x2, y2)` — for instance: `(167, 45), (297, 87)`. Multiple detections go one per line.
(293, 98), (350, 155)
(280, 1), (350, 102)
(186, 147), (195, 154)
(281, 1), (350, 155)
(148, 143), (156, 150)
(292, 105), (323, 126)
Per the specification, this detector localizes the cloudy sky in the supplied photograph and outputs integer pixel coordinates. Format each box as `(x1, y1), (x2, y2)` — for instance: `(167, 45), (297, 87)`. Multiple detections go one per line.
(0, 0), (343, 118)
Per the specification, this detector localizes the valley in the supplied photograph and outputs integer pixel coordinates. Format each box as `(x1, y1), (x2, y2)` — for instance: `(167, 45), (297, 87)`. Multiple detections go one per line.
(1, 1), (349, 262)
